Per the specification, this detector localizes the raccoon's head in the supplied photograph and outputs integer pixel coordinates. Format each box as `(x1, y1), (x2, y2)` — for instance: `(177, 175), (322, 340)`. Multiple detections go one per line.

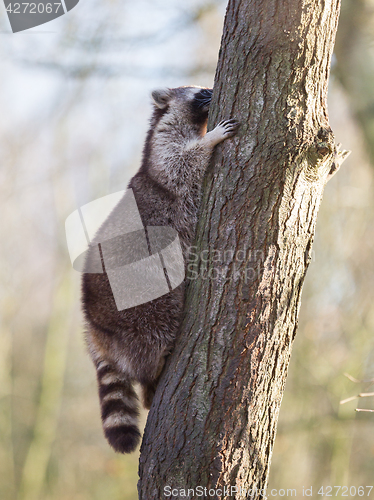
(151, 86), (213, 136)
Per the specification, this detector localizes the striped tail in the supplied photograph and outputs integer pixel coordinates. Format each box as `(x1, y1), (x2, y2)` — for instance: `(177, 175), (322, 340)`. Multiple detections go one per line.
(96, 361), (141, 453)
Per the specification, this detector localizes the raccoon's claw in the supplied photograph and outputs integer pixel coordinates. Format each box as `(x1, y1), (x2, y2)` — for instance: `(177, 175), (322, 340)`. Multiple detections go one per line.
(204, 119), (240, 147)
(218, 119), (240, 138)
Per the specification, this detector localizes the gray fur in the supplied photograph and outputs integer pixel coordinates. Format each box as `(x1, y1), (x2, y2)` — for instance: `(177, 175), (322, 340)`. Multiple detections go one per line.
(81, 86), (239, 453)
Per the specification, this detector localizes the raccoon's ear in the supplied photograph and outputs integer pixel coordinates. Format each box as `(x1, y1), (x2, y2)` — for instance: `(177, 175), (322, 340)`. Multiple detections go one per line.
(151, 88), (172, 109)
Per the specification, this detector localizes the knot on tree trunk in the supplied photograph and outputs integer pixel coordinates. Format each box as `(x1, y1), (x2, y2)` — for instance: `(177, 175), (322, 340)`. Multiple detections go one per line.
(305, 127), (350, 182)
(316, 127), (334, 157)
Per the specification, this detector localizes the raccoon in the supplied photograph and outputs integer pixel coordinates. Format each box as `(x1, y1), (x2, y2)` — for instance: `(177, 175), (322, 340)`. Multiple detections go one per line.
(81, 86), (239, 453)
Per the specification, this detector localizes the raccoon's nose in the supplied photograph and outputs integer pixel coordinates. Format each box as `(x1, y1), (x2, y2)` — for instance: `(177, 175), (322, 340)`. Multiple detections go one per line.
(195, 88), (213, 109)
(201, 88), (213, 99)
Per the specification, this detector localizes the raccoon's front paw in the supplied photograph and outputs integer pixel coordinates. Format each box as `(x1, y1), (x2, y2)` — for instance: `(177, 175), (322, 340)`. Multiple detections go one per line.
(205, 119), (240, 147)
(216, 119), (240, 139)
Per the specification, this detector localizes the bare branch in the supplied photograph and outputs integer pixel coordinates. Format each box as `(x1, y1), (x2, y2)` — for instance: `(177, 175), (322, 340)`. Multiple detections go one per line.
(326, 143), (351, 181)
(344, 372), (374, 384)
(340, 392), (374, 405)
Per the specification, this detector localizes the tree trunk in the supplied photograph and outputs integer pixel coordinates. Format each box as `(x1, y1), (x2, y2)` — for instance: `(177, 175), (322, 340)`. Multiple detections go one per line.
(138, 0), (346, 498)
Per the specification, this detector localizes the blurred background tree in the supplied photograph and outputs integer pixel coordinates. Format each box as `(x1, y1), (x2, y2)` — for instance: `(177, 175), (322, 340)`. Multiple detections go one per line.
(0, 1), (373, 499)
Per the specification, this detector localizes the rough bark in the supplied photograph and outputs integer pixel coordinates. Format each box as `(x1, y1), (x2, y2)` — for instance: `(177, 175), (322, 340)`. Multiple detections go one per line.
(138, 0), (346, 498)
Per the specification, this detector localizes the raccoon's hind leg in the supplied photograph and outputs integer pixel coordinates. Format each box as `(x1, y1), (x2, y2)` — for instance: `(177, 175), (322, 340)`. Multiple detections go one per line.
(141, 356), (166, 410)
(141, 381), (157, 410)
(96, 360), (141, 453)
